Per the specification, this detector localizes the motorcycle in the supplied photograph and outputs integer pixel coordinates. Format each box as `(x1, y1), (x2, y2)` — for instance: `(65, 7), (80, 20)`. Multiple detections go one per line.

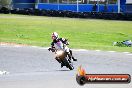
(48, 48), (74, 70)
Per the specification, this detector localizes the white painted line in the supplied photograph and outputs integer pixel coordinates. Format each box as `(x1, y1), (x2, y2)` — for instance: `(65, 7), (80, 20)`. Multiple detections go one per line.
(95, 50), (101, 51)
(108, 51), (116, 53)
(126, 54), (132, 56)
(31, 46), (49, 49)
(123, 52), (130, 54)
(72, 49), (87, 51)
(1, 44), (132, 54)
(39, 47), (49, 49)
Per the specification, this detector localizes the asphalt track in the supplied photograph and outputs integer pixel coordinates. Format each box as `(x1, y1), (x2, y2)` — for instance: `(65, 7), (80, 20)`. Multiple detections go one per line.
(0, 45), (132, 88)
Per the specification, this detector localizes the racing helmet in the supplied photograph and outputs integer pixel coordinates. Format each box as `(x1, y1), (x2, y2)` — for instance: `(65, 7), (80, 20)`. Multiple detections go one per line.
(51, 32), (59, 40)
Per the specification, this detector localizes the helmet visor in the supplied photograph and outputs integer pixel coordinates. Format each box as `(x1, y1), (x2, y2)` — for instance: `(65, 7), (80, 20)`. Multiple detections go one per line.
(52, 36), (56, 40)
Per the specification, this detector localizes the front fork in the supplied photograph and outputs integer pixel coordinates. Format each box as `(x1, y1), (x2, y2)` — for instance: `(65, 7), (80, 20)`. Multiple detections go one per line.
(55, 57), (61, 63)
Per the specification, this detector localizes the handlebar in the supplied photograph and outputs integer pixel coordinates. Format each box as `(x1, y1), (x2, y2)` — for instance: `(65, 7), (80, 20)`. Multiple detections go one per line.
(48, 48), (55, 52)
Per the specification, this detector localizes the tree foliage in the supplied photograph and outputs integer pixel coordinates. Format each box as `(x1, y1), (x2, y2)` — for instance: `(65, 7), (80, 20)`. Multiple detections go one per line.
(0, 0), (12, 8)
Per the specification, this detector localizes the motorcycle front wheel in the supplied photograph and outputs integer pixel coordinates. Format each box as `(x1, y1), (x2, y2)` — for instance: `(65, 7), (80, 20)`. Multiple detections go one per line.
(62, 58), (74, 70)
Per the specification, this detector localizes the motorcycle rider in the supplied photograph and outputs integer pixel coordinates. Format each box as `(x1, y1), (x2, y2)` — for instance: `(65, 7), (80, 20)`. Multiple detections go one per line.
(49, 32), (77, 67)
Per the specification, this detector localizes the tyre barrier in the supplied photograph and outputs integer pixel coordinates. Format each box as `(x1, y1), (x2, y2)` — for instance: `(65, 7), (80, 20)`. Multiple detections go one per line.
(0, 7), (132, 21)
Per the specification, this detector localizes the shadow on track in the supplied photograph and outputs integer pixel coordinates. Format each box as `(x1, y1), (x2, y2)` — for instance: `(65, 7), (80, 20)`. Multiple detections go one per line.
(55, 69), (71, 72)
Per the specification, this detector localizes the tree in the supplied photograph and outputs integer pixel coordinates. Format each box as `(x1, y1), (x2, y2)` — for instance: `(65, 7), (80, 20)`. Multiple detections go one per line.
(0, 0), (12, 9)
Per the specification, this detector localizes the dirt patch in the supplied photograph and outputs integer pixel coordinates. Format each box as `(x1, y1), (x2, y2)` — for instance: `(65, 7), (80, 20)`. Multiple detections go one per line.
(0, 42), (29, 46)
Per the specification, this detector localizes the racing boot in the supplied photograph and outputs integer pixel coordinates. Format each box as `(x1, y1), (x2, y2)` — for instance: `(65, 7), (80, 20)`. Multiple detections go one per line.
(72, 56), (77, 61)
(67, 53), (77, 61)
(69, 50), (77, 61)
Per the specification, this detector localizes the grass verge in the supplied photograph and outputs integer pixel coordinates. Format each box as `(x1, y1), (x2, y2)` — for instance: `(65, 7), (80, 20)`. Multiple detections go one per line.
(0, 14), (132, 52)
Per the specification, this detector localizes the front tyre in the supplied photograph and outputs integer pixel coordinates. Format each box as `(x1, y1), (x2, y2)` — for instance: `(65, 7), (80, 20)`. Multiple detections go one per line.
(68, 63), (74, 70)
(63, 58), (74, 70)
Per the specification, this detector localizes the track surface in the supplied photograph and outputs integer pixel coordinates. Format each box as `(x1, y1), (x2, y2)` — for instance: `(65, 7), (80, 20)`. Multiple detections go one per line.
(0, 45), (132, 88)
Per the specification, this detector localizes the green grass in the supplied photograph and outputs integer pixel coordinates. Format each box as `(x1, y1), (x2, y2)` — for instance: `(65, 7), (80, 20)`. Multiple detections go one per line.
(0, 14), (132, 52)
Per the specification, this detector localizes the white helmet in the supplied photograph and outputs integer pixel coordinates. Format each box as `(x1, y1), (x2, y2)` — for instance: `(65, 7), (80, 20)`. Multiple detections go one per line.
(51, 32), (59, 40)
